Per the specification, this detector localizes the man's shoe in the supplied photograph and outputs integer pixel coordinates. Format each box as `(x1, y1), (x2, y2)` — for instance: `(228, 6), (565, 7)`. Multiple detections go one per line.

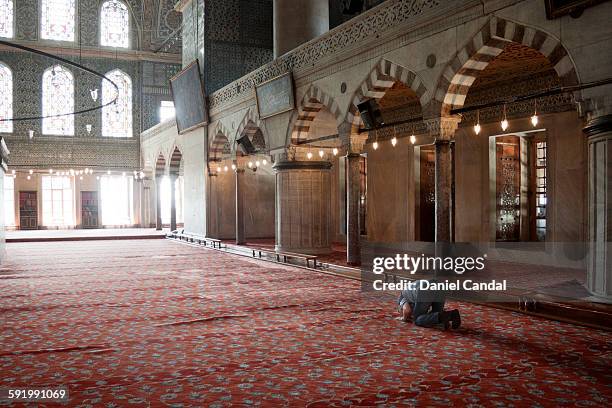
(450, 309), (461, 329)
(438, 311), (451, 330)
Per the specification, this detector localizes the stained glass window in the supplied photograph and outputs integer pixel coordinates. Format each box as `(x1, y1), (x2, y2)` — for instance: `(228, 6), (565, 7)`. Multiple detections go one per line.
(0, 0), (13, 38)
(41, 0), (76, 42)
(42, 65), (74, 136)
(102, 69), (132, 137)
(101, 1), (129, 48)
(0, 62), (12, 133)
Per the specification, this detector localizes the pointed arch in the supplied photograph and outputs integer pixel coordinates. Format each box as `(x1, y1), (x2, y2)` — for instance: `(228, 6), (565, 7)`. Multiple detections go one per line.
(155, 152), (166, 177)
(235, 108), (266, 154)
(433, 17), (579, 117)
(345, 59), (428, 134)
(209, 131), (230, 163)
(101, 0), (130, 48)
(289, 85), (343, 146)
(169, 146), (182, 175)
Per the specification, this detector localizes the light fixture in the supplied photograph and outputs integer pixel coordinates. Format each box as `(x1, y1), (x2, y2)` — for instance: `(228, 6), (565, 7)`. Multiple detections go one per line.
(501, 104), (509, 131)
(531, 100), (539, 127)
(122, 172), (126, 177)
(86, 124), (92, 134)
(79, 176), (83, 180)
(373, 141), (379, 150)
(318, 150), (324, 158)
(11, 169), (15, 175)
(474, 110), (481, 135)
(410, 134), (416, 145)
(231, 164), (236, 170)
(307, 151), (313, 159)
(248, 162), (253, 168)
(262, 159), (267, 165)
(90, 89), (99, 102)
(49, 168), (53, 174)
(27, 175), (31, 180)
(96, 176), (100, 180)
(107, 170), (111, 175)
(224, 165), (228, 172)
(391, 137), (397, 147)
(332, 148), (339, 156)
(29, 169), (33, 174)
(85, 168), (90, 174)
(216, 166), (221, 172)
(70, 169), (75, 176)
(28, 129), (34, 139)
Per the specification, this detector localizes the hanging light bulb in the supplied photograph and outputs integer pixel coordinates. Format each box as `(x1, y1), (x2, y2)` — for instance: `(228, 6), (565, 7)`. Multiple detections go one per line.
(318, 150), (324, 158)
(85, 168), (90, 174)
(391, 137), (397, 147)
(373, 141), (379, 150)
(255, 160), (261, 167)
(86, 124), (92, 134)
(27, 175), (31, 180)
(531, 100), (539, 127)
(474, 110), (481, 135)
(107, 170), (111, 175)
(216, 166), (222, 172)
(49, 168), (53, 174)
(28, 129), (34, 139)
(262, 159), (267, 165)
(139, 171), (144, 179)
(29, 169), (33, 175)
(332, 148), (339, 156)
(122, 172), (126, 177)
(307, 151), (313, 159)
(96, 176), (100, 180)
(90, 89), (99, 102)
(79, 176), (83, 181)
(501, 104), (509, 131)
(410, 134), (416, 145)
(224, 165), (229, 172)
(248, 161), (253, 168)
(231, 164), (236, 170)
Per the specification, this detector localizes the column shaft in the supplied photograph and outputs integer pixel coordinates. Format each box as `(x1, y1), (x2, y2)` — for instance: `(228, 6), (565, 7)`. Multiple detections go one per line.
(346, 153), (361, 265)
(170, 175), (177, 231)
(585, 114), (612, 302)
(155, 178), (162, 231)
(235, 169), (246, 245)
(435, 140), (452, 242)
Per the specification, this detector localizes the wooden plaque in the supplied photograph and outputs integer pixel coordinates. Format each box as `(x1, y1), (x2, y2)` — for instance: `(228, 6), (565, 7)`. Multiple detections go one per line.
(255, 72), (295, 119)
(170, 60), (208, 134)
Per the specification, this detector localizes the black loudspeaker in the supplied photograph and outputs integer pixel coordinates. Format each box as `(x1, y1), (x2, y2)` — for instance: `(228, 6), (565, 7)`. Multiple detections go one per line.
(236, 135), (256, 154)
(357, 99), (383, 130)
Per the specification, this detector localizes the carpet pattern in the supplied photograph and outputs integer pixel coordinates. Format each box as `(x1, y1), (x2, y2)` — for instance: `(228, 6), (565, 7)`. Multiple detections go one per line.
(0, 240), (610, 407)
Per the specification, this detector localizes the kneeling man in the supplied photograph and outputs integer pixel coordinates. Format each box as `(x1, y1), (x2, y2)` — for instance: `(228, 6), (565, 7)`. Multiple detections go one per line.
(397, 279), (461, 329)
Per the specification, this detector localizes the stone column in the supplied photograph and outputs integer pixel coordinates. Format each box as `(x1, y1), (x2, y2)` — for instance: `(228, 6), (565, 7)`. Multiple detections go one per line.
(345, 133), (367, 266)
(170, 174), (177, 232)
(584, 113), (612, 303)
(274, 160), (332, 255)
(273, 0), (329, 58)
(155, 177), (162, 231)
(235, 168), (246, 245)
(426, 117), (460, 243)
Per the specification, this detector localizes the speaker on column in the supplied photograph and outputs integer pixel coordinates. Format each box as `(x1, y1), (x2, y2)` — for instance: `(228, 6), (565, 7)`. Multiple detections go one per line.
(357, 99), (383, 130)
(236, 134), (256, 154)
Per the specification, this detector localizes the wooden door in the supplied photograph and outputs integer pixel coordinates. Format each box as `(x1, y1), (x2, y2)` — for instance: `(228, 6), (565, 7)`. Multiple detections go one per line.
(419, 146), (435, 242)
(19, 191), (37, 230)
(81, 191), (99, 228)
(496, 136), (521, 241)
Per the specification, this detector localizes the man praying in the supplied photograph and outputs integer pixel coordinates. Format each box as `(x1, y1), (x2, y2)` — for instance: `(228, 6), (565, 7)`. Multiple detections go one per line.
(397, 279), (461, 329)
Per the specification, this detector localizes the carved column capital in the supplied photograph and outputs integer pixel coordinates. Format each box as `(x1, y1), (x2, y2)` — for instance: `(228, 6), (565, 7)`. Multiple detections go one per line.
(348, 133), (368, 154)
(424, 116), (462, 142)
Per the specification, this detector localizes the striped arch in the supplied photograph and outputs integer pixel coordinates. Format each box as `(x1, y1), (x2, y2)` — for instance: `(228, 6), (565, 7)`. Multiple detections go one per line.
(290, 86), (342, 145)
(434, 17), (579, 116)
(209, 131), (230, 162)
(169, 147), (182, 175)
(155, 153), (166, 177)
(346, 59), (427, 134)
(235, 108), (265, 154)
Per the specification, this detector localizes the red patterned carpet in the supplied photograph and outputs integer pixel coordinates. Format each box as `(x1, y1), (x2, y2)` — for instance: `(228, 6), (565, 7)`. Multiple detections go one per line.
(0, 240), (610, 407)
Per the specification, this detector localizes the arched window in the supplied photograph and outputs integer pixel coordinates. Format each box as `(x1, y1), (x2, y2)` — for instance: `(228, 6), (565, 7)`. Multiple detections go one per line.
(0, 0), (14, 39)
(102, 70), (132, 138)
(0, 62), (12, 133)
(101, 0), (129, 48)
(41, 0), (76, 42)
(42, 65), (74, 136)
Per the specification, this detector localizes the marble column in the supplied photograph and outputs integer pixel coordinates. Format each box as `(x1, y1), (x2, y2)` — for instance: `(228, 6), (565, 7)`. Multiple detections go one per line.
(273, 0), (329, 58)
(274, 160), (332, 255)
(235, 168), (246, 245)
(155, 177), (162, 231)
(584, 113), (612, 303)
(426, 117), (460, 243)
(170, 174), (177, 232)
(345, 132), (367, 266)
